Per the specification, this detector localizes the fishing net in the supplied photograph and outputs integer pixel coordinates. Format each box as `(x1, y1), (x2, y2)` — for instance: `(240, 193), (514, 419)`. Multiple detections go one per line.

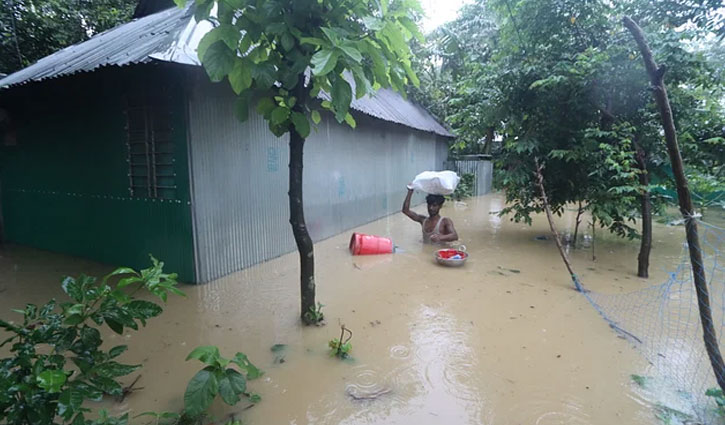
(577, 220), (725, 424)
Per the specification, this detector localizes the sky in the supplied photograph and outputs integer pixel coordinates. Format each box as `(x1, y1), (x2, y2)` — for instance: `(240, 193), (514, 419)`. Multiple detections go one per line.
(419, 0), (470, 33)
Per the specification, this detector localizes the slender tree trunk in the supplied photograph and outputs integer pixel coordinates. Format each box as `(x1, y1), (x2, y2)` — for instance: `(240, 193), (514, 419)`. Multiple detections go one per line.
(591, 217), (596, 261)
(634, 144), (652, 278)
(573, 200), (584, 249)
(289, 77), (316, 325)
(484, 126), (494, 155)
(624, 16), (725, 392)
(535, 159), (582, 291)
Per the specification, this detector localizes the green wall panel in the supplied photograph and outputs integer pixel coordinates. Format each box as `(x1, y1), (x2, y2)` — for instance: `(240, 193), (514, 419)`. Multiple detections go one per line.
(0, 65), (196, 282)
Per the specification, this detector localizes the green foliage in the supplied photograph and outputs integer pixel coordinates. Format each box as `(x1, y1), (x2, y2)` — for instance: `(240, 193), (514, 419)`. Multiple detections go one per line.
(0, 0), (137, 74)
(183, 347), (262, 418)
(303, 302), (325, 324)
(328, 325), (352, 359)
(449, 172), (475, 200)
(0, 257), (183, 425)
(411, 0), (725, 254)
(706, 387), (725, 417)
(183, 0), (423, 138)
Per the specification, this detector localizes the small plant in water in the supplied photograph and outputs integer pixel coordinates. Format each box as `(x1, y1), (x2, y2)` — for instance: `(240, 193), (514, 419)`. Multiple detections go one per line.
(328, 325), (353, 359)
(183, 346), (263, 419)
(706, 387), (725, 417)
(304, 302), (325, 325)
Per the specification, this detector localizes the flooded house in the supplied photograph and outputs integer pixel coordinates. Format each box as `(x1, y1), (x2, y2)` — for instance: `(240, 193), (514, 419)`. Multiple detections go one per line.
(0, 3), (457, 283)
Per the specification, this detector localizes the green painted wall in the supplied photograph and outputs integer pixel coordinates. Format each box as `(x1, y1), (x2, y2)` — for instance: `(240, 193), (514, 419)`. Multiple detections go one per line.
(0, 64), (196, 282)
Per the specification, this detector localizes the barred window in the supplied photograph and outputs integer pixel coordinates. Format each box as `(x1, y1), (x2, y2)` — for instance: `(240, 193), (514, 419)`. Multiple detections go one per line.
(124, 91), (177, 199)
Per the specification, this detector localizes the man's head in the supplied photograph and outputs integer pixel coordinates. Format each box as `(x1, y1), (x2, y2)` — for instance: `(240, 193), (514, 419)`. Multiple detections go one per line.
(426, 194), (445, 217)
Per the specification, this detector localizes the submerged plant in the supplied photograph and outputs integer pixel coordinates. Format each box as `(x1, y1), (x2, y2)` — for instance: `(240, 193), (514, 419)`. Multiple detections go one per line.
(183, 346), (263, 419)
(303, 303), (325, 325)
(0, 257), (183, 425)
(328, 325), (353, 359)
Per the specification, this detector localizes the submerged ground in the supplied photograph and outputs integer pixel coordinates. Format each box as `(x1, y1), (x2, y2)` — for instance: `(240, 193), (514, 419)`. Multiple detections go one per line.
(0, 193), (708, 424)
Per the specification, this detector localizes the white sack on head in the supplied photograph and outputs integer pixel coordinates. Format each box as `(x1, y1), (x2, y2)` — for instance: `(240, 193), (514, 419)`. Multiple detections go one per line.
(410, 171), (460, 195)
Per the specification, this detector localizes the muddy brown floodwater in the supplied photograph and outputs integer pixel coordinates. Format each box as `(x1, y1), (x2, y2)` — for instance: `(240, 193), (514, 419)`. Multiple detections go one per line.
(0, 193), (698, 425)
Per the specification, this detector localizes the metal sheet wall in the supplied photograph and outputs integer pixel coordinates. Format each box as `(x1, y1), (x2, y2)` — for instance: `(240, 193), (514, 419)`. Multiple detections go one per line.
(187, 80), (447, 282)
(0, 66), (196, 281)
(446, 159), (494, 196)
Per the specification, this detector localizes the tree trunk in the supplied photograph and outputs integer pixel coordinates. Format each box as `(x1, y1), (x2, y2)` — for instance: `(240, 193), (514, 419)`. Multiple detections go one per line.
(289, 131), (316, 324)
(484, 126), (494, 155)
(535, 159), (582, 291)
(289, 77), (316, 325)
(635, 144), (652, 278)
(624, 16), (725, 393)
(591, 217), (596, 261)
(573, 200), (584, 249)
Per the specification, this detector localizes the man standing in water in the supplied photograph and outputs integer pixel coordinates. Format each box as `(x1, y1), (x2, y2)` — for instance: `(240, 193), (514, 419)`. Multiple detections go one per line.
(402, 187), (458, 243)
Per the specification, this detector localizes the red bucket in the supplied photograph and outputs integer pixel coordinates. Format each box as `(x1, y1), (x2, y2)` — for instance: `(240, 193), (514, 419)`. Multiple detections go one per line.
(349, 232), (394, 255)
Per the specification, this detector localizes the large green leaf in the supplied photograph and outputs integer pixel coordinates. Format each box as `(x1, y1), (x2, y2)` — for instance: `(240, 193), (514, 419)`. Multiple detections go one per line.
(340, 43), (362, 63)
(311, 48), (340, 76)
(224, 368), (247, 394)
(37, 370), (67, 393)
(186, 346), (221, 366)
(280, 32), (295, 51)
(228, 59), (252, 95)
(127, 300), (163, 321)
(311, 110), (322, 125)
(257, 97), (276, 117)
(217, 372), (242, 406)
(184, 368), (219, 416)
(108, 345), (128, 359)
(331, 77), (353, 123)
(58, 388), (85, 420)
(61, 277), (83, 301)
(198, 24), (240, 61)
(231, 353), (263, 380)
(252, 62), (277, 89)
(351, 66), (373, 99)
(291, 112), (310, 138)
(93, 361), (141, 379)
(202, 41), (236, 83)
(270, 106), (291, 125)
(79, 326), (101, 349)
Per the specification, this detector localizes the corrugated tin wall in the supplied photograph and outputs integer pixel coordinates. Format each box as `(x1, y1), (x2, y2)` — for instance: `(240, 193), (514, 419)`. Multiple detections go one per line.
(187, 78), (447, 282)
(446, 159), (494, 196)
(0, 66), (196, 281)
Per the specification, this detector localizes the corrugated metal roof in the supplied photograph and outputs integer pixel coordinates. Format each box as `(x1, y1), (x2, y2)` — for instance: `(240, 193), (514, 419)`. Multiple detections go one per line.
(0, 6), (194, 88)
(0, 6), (453, 138)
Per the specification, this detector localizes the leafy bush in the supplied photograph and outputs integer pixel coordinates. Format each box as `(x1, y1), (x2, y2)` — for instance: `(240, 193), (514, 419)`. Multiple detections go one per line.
(0, 257), (183, 425)
(183, 346), (262, 418)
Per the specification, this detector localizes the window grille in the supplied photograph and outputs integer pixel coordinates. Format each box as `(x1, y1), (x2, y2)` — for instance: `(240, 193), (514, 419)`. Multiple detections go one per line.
(124, 91), (177, 199)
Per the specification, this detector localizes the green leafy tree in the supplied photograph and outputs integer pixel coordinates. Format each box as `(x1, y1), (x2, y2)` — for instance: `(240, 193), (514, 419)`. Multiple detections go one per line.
(415, 0), (724, 277)
(0, 0), (137, 74)
(179, 0), (423, 324)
